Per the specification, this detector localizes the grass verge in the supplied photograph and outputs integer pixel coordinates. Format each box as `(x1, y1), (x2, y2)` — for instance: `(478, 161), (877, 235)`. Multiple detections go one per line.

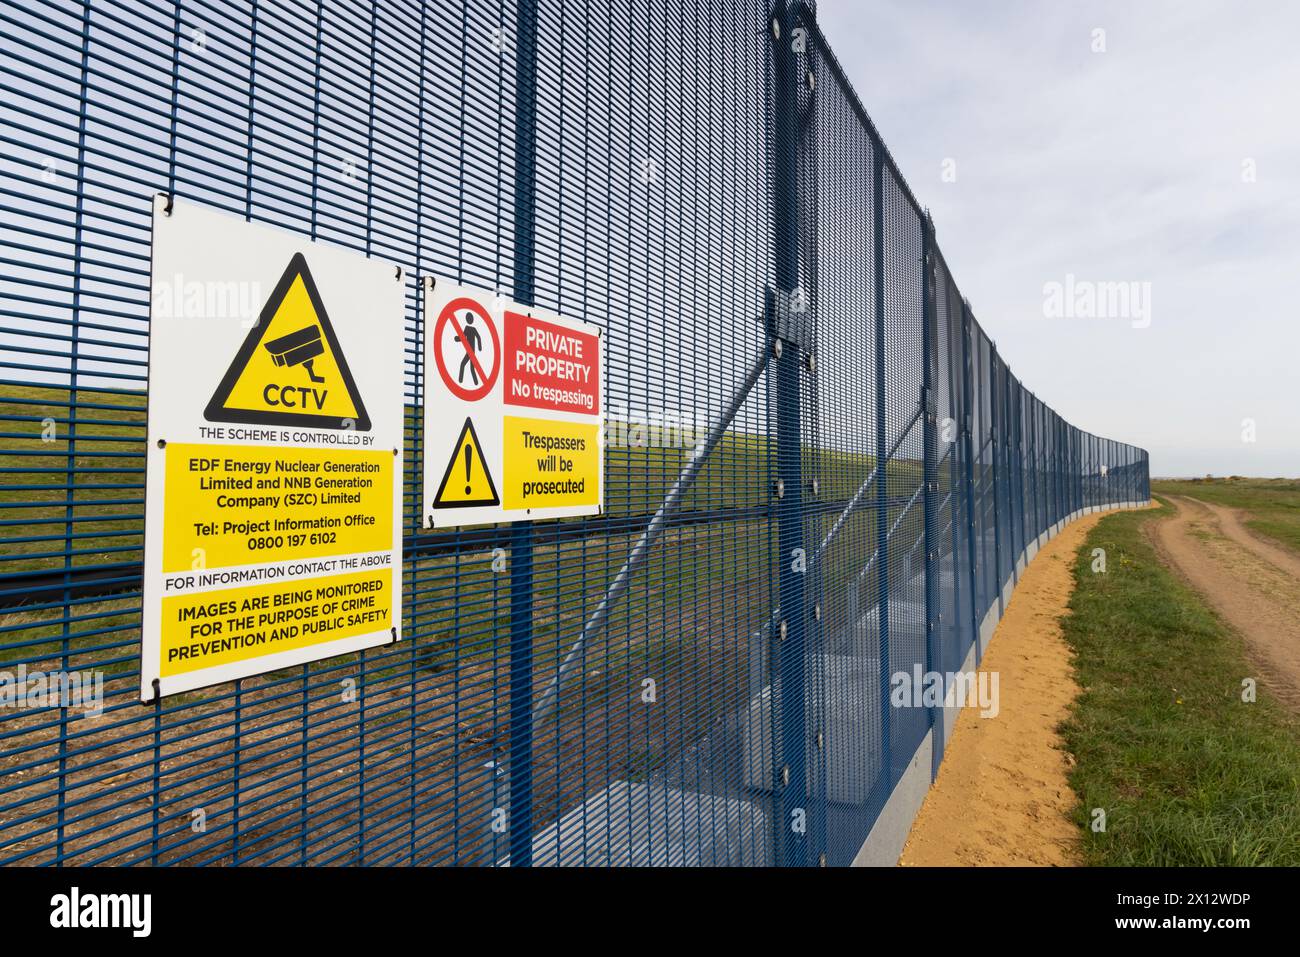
(1059, 500), (1300, 865)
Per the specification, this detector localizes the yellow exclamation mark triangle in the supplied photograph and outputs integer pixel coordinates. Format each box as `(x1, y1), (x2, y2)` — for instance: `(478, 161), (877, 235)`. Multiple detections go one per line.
(433, 417), (499, 508)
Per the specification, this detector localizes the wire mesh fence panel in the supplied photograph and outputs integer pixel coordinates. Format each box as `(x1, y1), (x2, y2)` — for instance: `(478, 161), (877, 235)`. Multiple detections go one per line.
(808, 36), (884, 864)
(0, 0), (1148, 867)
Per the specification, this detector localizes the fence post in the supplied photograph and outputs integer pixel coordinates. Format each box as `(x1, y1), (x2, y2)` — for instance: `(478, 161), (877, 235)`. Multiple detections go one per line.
(1058, 418), (1065, 523)
(960, 301), (979, 658)
(869, 142), (897, 817)
(1048, 417), (1055, 525)
(1052, 417), (1059, 527)
(1064, 425), (1070, 517)
(1075, 425), (1081, 513)
(921, 213), (942, 776)
(1070, 429), (1077, 515)
(1017, 384), (1026, 558)
(768, 0), (812, 867)
(508, 0), (539, 868)
(1090, 433), (1096, 509)
(1016, 385), (1026, 560)
(1036, 407), (1042, 528)
(944, 281), (966, 685)
(1023, 397), (1031, 546)
(989, 347), (1002, 614)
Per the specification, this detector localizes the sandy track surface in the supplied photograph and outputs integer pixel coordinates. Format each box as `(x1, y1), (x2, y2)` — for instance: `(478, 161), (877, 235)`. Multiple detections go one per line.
(1147, 496), (1300, 711)
(899, 511), (1117, 867)
(1192, 498), (1300, 581)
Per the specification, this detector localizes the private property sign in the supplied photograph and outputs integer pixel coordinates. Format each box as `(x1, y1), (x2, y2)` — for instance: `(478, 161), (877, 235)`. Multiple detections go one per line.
(504, 312), (600, 415)
(140, 197), (405, 701)
(422, 277), (603, 526)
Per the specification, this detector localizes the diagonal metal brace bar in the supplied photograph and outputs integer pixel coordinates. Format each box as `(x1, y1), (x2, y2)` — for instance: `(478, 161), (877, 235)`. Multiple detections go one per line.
(854, 479), (925, 585)
(810, 402), (923, 568)
(744, 402), (926, 694)
(532, 338), (772, 725)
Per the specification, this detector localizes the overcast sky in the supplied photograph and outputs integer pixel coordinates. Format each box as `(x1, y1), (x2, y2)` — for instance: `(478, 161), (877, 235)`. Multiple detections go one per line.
(818, 0), (1299, 477)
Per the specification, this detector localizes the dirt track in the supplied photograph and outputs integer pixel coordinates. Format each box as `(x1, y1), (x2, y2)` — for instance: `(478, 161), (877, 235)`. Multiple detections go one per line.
(1147, 496), (1300, 711)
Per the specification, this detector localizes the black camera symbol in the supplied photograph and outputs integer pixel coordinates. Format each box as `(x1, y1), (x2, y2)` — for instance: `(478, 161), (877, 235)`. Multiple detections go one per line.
(264, 325), (326, 384)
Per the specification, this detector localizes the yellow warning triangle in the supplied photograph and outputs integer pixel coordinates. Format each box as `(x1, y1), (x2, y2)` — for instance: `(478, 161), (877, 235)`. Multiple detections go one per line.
(204, 253), (369, 430)
(433, 417), (499, 508)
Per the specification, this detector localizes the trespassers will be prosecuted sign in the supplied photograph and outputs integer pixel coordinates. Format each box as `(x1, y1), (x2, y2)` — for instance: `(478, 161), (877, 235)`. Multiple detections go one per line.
(422, 277), (603, 527)
(141, 197), (404, 701)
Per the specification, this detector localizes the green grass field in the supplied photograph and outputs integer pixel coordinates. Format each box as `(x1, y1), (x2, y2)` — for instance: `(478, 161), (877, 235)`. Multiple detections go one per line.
(0, 381), (923, 575)
(1152, 476), (1300, 555)
(1060, 500), (1300, 865)
(0, 383), (146, 574)
(0, 381), (923, 693)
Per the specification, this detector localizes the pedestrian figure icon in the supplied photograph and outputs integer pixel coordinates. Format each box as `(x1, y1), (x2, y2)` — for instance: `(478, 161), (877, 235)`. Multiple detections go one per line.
(430, 292), (500, 403)
(456, 312), (482, 385)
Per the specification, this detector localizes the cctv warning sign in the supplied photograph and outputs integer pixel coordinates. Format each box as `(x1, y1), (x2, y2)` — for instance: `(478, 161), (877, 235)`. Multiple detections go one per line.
(422, 278), (603, 527)
(141, 197), (404, 701)
(204, 253), (369, 430)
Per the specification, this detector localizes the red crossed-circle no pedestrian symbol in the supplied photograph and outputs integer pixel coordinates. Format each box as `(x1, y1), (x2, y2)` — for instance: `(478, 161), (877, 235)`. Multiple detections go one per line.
(433, 297), (501, 401)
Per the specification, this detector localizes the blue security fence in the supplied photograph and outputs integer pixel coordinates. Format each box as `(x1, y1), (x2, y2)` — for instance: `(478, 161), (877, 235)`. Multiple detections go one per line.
(0, 0), (1148, 866)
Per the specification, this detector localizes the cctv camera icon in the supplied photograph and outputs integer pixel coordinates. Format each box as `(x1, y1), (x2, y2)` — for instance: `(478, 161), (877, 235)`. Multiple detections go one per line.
(264, 325), (326, 384)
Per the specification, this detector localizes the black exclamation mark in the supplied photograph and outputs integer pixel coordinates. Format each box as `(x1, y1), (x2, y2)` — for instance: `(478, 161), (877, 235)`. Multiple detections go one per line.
(463, 441), (474, 495)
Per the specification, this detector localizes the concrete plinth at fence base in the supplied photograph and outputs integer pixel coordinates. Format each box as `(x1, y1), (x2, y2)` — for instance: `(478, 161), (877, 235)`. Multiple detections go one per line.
(501, 502), (1152, 870)
(942, 639), (981, 745)
(852, 500), (1145, 866)
(500, 780), (769, 867)
(850, 730), (933, 867)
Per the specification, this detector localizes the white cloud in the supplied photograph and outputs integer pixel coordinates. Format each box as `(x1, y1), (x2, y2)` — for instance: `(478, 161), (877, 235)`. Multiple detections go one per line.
(819, 0), (1300, 475)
